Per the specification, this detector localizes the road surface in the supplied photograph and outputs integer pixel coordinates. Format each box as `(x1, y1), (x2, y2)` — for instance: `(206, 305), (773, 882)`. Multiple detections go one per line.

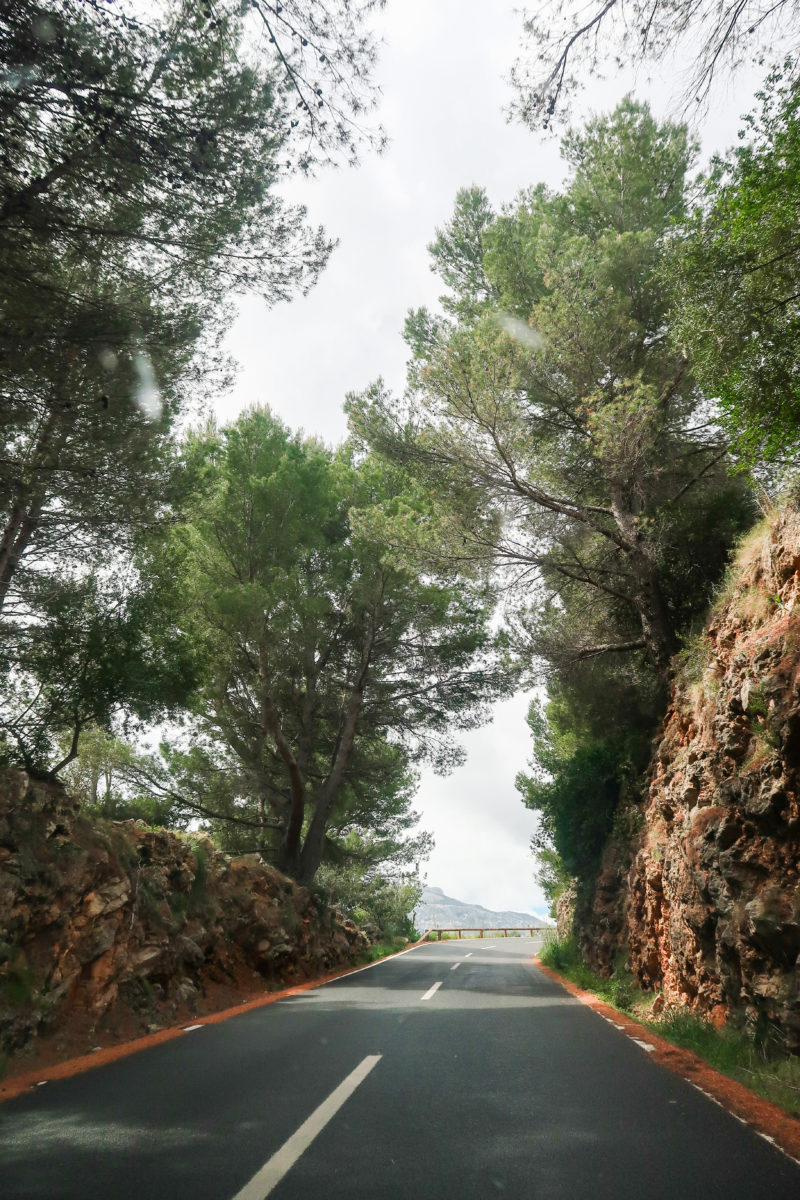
(1, 937), (798, 1199)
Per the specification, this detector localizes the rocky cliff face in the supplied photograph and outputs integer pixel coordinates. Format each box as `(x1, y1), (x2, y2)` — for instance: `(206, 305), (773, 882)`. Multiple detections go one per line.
(0, 770), (368, 1069)
(575, 509), (800, 1047)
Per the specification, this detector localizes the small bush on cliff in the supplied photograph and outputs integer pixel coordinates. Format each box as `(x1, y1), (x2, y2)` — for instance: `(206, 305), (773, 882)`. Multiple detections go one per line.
(0, 945), (37, 1010)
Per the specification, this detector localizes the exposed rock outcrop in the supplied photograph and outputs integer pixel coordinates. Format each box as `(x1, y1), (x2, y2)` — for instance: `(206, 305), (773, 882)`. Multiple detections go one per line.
(581, 509), (800, 1047)
(0, 771), (369, 1067)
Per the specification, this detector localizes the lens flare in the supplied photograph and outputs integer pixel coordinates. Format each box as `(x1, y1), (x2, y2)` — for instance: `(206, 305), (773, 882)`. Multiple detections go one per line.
(133, 351), (163, 420)
(496, 313), (544, 350)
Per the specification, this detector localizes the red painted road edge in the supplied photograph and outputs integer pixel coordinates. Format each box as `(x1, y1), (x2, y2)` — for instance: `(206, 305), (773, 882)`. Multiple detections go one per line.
(0, 941), (428, 1105)
(533, 956), (800, 1165)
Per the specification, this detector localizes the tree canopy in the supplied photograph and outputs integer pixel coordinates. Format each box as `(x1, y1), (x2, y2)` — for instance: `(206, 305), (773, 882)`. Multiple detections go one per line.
(667, 61), (800, 462)
(0, 0), (386, 774)
(350, 99), (757, 902)
(351, 101), (752, 684)
(6, 9), (799, 931)
(509, 0), (800, 129)
(148, 408), (509, 884)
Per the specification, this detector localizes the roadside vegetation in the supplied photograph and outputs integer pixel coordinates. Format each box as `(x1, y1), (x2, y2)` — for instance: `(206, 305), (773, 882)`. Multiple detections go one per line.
(540, 938), (800, 1118)
(3, 3), (800, 1019)
(356, 938), (415, 965)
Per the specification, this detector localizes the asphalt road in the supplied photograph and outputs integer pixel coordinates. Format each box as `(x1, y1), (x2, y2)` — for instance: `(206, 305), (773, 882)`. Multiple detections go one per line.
(1, 937), (799, 1199)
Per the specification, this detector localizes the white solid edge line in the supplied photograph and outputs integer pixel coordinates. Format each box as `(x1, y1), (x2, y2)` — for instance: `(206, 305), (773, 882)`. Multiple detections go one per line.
(278, 941), (426, 997)
(421, 981), (443, 1000)
(230, 1055), (382, 1200)
(336, 942), (426, 977)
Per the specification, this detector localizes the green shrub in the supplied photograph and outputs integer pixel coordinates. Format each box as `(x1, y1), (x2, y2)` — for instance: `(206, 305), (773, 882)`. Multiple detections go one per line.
(540, 935), (580, 973)
(0, 945), (38, 1011)
(539, 936), (640, 1013)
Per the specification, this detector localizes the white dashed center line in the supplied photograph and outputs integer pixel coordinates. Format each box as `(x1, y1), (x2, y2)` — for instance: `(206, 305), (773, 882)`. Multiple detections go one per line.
(421, 982), (443, 1000)
(230, 1055), (382, 1200)
(450, 962), (461, 971)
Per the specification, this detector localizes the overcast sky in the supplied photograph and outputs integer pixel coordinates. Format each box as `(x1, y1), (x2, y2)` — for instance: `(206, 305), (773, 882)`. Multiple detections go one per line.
(217, 1), (765, 916)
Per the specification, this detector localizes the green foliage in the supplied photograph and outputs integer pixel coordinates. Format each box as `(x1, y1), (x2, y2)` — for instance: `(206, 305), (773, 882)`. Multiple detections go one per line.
(0, 0), (386, 776)
(539, 934), (580, 973)
(423, 186), (498, 324)
(668, 61), (800, 461)
(518, 683), (653, 882)
(354, 100), (753, 686)
(311, 834), (423, 940)
(648, 1010), (800, 1118)
(0, 943), (38, 1011)
(0, 554), (197, 776)
(674, 630), (714, 687)
(538, 936), (642, 1013)
(533, 846), (572, 916)
(352, 99), (756, 898)
(167, 891), (189, 928)
(356, 939), (413, 964)
(60, 730), (186, 827)
(147, 407), (504, 883)
(509, 0), (799, 130)
(1, 0), (332, 599)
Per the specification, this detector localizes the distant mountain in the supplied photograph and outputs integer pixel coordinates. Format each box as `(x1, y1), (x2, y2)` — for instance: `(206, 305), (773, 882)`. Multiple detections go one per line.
(414, 886), (552, 932)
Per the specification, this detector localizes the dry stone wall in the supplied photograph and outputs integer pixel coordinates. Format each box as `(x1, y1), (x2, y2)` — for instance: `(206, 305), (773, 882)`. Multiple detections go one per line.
(0, 770), (368, 1063)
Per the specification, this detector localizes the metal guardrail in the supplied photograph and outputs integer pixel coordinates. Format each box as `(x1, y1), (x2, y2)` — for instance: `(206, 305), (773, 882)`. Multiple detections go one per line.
(422, 927), (549, 941)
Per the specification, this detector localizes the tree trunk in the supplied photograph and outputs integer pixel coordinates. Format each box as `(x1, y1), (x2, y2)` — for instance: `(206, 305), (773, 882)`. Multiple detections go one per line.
(271, 749), (304, 875)
(0, 405), (60, 617)
(629, 546), (678, 680)
(258, 654), (306, 875)
(296, 593), (382, 884)
(296, 802), (329, 886)
(609, 484), (677, 680)
(256, 794), (272, 859)
(0, 502), (42, 616)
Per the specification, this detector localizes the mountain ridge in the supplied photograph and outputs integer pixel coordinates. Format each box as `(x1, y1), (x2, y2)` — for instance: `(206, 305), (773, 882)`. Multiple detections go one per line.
(414, 885), (551, 931)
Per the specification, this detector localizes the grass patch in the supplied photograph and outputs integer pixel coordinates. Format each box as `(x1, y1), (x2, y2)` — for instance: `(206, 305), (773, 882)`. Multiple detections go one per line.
(539, 937), (800, 1118)
(731, 586), (775, 625)
(644, 1010), (800, 1118)
(356, 938), (409, 965)
(675, 629), (714, 686)
(167, 891), (189, 927)
(539, 936), (642, 1013)
(187, 842), (217, 920)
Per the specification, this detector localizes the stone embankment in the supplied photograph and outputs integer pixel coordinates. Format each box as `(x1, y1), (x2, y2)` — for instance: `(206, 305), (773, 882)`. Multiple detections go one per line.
(572, 508), (800, 1047)
(0, 770), (368, 1069)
